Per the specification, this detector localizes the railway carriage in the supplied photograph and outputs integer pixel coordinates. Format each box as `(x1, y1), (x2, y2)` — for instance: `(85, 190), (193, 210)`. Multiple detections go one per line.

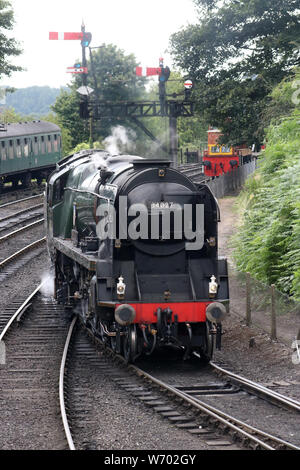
(46, 150), (229, 363)
(0, 121), (62, 191)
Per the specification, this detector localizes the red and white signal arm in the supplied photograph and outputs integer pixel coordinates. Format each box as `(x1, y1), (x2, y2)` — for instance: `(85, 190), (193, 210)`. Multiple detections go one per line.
(184, 80), (193, 89)
(136, 67), (162, 77)
(49, 32), (84, 40)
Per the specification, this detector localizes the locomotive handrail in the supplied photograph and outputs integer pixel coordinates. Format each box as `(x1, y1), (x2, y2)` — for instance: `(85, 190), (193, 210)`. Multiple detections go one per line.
(64, 187), (114, 204)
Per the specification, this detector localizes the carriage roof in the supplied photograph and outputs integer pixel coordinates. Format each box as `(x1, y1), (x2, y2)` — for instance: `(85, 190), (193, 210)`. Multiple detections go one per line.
(0, 121), (61, 138)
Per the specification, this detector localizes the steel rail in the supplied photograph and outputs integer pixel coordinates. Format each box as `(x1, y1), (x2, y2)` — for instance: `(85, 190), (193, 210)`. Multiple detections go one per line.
(0, 203), (43, 224)
(177, 389), (300, 451)
(0, 219), (44, 244)
(210, 361), (300, 413)
(128, 363), (299, 450)
(59, 317), (77, 451)
(0, 281), (76, 451)
(0, 237), (46, 270)
(0, 282), (43, 342)
(0, 194), (43, 210)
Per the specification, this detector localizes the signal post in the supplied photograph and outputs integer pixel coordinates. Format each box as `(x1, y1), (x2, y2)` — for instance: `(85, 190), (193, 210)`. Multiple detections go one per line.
(50, 26), (194, 167)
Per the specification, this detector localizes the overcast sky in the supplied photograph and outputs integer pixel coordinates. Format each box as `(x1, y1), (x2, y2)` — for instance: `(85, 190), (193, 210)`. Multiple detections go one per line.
(4, 0), (197, 90)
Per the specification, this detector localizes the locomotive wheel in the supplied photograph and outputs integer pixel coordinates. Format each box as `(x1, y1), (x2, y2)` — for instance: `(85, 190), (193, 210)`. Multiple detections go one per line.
(123, 324), (137, 363)
(36, 175), (43, 186)
(110, 334), (117, 352)
(200, 321), (214, 363)
(22, 172), (32, 188)
(11, 178), (19, 189)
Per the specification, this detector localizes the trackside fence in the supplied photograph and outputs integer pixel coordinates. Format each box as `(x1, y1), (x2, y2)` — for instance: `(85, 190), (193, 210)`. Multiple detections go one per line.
(205, 159), (257, 198)
(228, 262), (300, 347)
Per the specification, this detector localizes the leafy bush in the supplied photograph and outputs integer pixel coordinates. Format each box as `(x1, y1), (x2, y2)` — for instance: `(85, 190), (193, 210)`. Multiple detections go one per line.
(234, 107), (300, 300)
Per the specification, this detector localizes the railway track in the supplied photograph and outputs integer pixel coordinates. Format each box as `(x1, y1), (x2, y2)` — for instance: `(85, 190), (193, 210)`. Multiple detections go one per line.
(122, 373), (297, 451)
(0, 185), (44, 205)
(118, 360), (300, 450)
(0, 193), (44, 239)
(0, 193), (46, 280)
(0, 219), (44, 244)
(0, 284), (70, 450)
(0, 237), (46, 281)
(1, 283), (299, 450)
(59, 320), (300, 451)
(0, 193), (43, 210)
(179, 163), (204, 181)
(210, 361), (300, 413)
(0, 202), (43, 227)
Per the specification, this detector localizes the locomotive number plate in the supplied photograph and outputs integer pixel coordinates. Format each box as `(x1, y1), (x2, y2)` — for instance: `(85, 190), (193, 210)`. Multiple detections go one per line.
(150, 202), (175, 209)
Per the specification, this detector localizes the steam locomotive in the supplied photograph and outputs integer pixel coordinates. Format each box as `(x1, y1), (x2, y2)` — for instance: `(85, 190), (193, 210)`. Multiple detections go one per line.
(46, 150), (229, 363)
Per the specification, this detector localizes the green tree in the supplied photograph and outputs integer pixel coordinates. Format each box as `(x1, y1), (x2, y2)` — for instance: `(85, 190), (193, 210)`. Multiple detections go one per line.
(6, 86), (64, 116)
(170, 0), (300, 146)
(0, 1), (22, 78)
(52, 89), (88, 150)
(259, 67), (300, 133)
(0, 107), (27, 122)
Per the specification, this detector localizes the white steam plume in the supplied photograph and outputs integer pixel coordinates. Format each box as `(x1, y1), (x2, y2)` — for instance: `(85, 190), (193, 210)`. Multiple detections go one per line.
(104, 126), (136, 155)
(40, 271), (55, 298)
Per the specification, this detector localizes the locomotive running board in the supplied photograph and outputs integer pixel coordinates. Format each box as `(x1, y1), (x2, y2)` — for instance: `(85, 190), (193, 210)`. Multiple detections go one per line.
(53, 238), (97, 272)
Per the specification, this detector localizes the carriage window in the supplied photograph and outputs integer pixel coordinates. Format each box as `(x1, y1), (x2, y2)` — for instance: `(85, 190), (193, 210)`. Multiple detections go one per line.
(47, 135), (52, 153)
(1, 141), (6, 161)
(34, 137), (38, 155)
(58, 135), (61, 151)
(41, 135), (46, 154)
(16, 139), (22, 158)
(53, 134), (58, 152)
(24, 138), (29, 157)
(9, 140), (14, 159)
